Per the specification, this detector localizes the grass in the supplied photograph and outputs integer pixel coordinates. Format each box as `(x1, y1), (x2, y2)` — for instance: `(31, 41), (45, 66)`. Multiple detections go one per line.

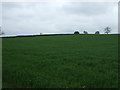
(2, 34), (118, 88)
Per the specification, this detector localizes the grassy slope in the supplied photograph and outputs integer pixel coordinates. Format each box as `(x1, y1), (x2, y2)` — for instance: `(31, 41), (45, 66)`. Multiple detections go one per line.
(2, 34), (118, 88)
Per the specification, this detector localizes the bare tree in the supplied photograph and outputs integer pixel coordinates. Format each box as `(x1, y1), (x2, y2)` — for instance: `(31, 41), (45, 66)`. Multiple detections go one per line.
(104, 27), (111, 34)
(0, 26), (4, 35)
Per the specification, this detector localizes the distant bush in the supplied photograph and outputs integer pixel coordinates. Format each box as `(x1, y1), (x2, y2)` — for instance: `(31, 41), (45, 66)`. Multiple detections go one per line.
(74, 31), (79, 34)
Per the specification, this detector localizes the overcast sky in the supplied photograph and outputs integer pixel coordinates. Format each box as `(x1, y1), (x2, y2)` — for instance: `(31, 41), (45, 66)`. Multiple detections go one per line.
(1, 1), (118, 35)
(0, 3), (1, 27)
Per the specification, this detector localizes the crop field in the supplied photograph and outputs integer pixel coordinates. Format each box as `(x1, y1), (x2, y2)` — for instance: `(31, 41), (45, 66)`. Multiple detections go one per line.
(2, 34), (118, 88)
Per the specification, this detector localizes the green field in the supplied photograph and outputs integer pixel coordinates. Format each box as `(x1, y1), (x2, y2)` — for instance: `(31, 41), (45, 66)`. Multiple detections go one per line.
(2, 34), (118, 88)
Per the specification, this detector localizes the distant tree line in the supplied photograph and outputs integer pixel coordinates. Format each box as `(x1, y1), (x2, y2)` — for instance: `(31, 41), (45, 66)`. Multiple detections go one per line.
(0, 26), (112, 35)
(74, 26), (112, 35)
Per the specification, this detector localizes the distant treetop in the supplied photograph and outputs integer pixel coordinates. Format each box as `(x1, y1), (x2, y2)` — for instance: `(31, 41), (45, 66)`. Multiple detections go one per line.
(83, 31), (88, 34)
(74, 31), (79, 34)
(95, 31), (100, 34)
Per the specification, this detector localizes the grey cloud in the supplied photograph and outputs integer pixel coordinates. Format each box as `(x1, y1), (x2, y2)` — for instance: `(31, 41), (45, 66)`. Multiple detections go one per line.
(0, 3), (2, 25)
(62, 2), (116, 16)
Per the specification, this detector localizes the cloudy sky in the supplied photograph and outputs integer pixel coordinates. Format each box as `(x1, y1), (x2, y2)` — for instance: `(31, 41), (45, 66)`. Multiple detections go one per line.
(1, 1), (118, 35)
(0, 3), (1, 27)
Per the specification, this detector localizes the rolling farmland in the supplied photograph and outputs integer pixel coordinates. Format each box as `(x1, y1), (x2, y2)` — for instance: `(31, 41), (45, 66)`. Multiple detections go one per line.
(2, 34), (118, 88)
